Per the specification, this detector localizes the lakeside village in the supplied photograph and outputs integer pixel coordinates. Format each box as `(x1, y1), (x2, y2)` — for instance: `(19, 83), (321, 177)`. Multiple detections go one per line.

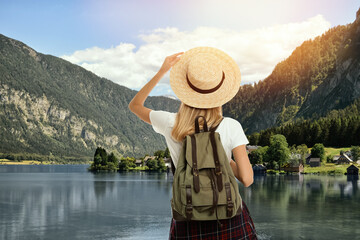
(88, 134), (360, 176)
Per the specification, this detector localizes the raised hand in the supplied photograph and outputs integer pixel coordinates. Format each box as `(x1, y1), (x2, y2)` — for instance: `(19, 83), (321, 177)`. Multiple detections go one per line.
(159, 52), (184, 73)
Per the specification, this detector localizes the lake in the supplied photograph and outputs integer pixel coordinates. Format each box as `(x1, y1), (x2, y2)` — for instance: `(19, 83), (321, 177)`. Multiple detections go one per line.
(0, 165), (359, 240)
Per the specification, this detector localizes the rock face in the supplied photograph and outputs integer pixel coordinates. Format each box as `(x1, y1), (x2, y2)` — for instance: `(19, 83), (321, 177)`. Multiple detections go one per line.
(296, 9), (360, 119)
(223, 7), (360, 134)
(1, 8), (359, 158)
(0, 34), (180, 158)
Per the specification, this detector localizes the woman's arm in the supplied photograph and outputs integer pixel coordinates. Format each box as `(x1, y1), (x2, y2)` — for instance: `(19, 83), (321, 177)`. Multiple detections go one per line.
(128, 52), (183, 124)
(230, 145), (254, 187)
(230, 160), (240, 180)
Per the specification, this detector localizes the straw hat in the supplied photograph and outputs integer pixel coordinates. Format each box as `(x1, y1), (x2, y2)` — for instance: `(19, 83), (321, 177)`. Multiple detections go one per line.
(170, 46), (241, 109)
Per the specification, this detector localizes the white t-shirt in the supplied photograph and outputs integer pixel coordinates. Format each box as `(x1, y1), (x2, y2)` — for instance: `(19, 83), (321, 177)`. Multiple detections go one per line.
(149, 110), (249, 167)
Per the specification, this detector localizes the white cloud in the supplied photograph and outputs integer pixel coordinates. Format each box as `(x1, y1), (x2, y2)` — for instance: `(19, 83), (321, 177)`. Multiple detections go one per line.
(61, 14), (331, 96)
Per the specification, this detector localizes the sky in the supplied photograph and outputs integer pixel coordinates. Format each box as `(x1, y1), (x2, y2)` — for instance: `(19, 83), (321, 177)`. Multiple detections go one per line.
(0, 0), (359, 98)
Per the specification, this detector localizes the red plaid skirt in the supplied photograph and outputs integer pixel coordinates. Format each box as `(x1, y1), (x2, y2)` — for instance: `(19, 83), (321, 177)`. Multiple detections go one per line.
(169, 200), (257, 240)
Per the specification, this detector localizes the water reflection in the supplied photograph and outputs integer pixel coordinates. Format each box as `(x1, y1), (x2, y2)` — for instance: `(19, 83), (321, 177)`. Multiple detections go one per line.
(246, 174), (360, 239)
(0, 165), (359, 239)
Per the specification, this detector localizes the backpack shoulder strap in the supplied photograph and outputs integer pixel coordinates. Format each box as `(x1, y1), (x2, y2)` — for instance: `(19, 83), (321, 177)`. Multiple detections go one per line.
(170, 116), (224, 175)
(170, 158), (176, 175)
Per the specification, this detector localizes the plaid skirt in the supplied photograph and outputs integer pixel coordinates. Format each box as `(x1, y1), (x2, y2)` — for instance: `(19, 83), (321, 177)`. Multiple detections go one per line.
(169, 200), (257, 240)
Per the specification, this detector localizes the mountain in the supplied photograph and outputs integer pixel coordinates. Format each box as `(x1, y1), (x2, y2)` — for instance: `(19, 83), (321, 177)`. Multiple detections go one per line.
(0, 34), (180, 158)
(162, 94), (179, 100)
(223, 8), (360, 135)
(1, 8), (359, 159)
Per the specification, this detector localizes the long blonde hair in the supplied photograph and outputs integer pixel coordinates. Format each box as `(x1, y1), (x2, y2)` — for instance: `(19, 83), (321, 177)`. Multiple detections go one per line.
(171, 102), (223, 142)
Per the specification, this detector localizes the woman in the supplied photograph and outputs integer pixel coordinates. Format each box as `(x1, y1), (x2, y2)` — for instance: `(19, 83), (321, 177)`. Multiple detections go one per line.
(129, 47), (258, 239)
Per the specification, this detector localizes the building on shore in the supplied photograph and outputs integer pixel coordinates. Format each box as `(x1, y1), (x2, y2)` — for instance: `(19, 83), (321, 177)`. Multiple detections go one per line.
(246, 145), (259, 154)
(347, 165), (359, 175)
(134, 159), (143, 167)
(336, 153), (353, 164)
(332, 155), (341, 163)
(281, 163), (304, 173)
(253, 164), (266, 175)
(309, 158), (321, 167)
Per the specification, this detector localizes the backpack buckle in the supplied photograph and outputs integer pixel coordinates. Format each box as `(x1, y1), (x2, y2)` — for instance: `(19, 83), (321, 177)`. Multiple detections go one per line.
(227, 202), (234, 217)
(186, 205), (193, 220)
(215, 171), (222, 176)
(186, 205), (193, 213)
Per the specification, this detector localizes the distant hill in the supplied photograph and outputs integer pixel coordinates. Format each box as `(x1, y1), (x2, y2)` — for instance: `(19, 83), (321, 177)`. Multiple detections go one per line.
(0, 34), (180, 158)
(1, 8), (359, 159)
(223, 8), (360, 135)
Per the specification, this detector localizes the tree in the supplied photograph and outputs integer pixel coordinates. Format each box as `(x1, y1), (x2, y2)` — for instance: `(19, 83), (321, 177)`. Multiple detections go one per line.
(146, 159), (158, 171)
(326, 154), (334, 163)
(289, 144), (297, 154)
(158, 157), (167, 171)
(288, 153), (301, 166)
(310, 122), (322, 146)
(154, 150), (165, 158)
(249, 132), (260, 145)
(108, 152), (119, 166)
(94, 154), (102, 166)
(311, 143), (325, 162)
(351, 146), (360, 162)
(122, 157), (136, 168)
(249, 150), (262, 165)
(89, 154), (102, 171)
(266, 134), (290, 170)
(249, 146), (268, 165)
(119, 158), (130, 171)
(164, 147), (171, 158)
(106, 162), (117, 171)
(94, 147), (107, 162)
(296, 144), (309, 165)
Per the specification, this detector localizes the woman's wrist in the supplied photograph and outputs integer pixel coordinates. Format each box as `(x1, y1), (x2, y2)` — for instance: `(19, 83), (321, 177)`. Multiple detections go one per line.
(158, 67), (168, 75)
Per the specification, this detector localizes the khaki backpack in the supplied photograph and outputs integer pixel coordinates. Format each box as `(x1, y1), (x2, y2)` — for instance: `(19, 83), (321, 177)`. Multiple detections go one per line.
(171, 116), (243, 226)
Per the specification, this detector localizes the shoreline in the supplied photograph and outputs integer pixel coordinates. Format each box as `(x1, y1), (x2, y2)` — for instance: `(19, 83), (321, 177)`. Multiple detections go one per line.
(0, 159), (90, 165)
(2, 160), (359, 176)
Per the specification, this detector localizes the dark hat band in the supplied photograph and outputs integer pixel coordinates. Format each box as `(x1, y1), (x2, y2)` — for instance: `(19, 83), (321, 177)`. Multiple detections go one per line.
(186, 71), (225, 94)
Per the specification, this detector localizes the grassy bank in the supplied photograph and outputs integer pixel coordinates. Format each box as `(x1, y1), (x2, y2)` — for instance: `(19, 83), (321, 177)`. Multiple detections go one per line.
(322, 147), (352, 157)
(303, 163), (358, 175)
(266, 163), (359, 175)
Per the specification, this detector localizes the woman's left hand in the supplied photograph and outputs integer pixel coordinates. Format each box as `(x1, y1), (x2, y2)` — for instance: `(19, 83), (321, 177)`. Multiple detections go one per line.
(159, 52), (184, 73)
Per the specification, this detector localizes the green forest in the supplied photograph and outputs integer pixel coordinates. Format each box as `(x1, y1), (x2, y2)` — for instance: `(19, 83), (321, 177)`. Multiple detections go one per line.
(0, 7), (359, 161)
(248, 134), (360, 168)
(88, 147), (171, 172)
(248, 97), (360, 148)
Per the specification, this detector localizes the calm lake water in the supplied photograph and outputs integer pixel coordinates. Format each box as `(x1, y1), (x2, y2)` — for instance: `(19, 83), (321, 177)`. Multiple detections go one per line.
(0, 165), (359, 240)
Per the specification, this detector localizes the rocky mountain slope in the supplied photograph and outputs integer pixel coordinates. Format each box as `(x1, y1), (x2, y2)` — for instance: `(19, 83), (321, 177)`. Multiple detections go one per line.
(223, 8), (360, 134)
(1, 8), (359, 159)
(0, 34), (180, 158)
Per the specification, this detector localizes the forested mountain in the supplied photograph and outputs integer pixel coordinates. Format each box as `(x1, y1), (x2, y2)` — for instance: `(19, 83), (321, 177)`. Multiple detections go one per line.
(0, 34), (180, 158)
(223, 8), (360, 135)
(0, 8), (359, 160)
(248, 97), (360, 147)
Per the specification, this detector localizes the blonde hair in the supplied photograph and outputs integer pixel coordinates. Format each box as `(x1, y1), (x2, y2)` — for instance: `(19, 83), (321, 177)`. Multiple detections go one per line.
(171, 102), (223, 142)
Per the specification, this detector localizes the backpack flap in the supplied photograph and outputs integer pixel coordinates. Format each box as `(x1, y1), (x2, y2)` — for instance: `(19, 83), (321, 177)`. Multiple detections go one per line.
(185, 133), (217, 169)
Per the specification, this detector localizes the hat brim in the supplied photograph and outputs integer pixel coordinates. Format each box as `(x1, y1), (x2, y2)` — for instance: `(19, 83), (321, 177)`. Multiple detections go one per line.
(170, 47), (241, 108)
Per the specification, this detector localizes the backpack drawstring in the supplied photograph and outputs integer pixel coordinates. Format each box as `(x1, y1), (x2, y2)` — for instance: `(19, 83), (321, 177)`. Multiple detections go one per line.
(209, 169), (223, 228)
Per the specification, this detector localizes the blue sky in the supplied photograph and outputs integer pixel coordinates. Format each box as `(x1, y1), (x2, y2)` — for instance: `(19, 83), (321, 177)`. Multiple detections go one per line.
(1, 0), (359, 97)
